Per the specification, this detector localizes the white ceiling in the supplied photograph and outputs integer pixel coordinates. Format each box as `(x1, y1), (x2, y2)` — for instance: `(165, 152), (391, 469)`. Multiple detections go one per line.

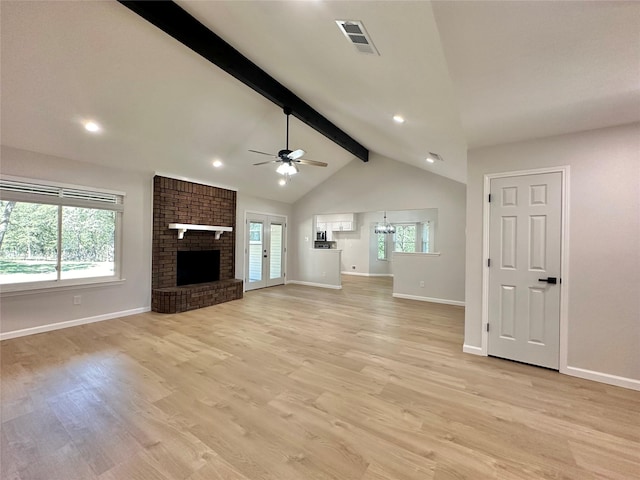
(431, 0), (640, 148)
(177, 0), (468, 183)
(2, 1), (638, 203)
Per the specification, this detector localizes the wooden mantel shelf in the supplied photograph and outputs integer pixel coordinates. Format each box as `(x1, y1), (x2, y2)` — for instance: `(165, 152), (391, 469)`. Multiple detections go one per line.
(168, 223), (233, 240)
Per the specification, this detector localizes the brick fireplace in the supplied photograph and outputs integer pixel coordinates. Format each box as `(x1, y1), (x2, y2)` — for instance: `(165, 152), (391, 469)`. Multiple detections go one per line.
(151, 175), (243, 313)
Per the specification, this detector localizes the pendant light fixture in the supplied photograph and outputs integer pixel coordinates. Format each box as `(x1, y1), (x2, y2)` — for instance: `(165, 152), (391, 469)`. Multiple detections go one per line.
(374, 211), (396, 234)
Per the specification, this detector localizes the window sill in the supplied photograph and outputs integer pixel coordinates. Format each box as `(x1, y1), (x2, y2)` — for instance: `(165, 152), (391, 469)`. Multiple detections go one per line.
(391, 252), (441, 257)
(0, 277), (126, 297)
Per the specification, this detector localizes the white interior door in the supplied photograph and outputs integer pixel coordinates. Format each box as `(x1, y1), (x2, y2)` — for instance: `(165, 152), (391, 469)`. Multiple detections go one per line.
(245, 214), (285, 291)
(488, 172), (562, 369)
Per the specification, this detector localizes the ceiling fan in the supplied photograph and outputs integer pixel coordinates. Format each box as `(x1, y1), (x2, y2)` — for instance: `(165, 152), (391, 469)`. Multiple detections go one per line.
(250, 107), (328, 176)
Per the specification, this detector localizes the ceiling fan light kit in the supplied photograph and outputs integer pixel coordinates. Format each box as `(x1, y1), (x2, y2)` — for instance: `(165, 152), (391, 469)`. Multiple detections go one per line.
(276, 163), (298, 176)
(250, 107), (328, 179)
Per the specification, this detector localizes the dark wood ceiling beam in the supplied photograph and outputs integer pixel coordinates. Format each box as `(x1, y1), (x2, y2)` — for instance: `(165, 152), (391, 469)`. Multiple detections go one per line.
(118, 1), (369, 162)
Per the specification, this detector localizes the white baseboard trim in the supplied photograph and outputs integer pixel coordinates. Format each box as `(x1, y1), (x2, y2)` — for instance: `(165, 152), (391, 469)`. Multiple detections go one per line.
(0, 306), (151, 341)
(463, 344), (484, 355)
(341, 272), (393, 277)
(563, 365), (640, 391)
(458, 348), (638, 390)
(286, 280), (342, 290)
(392, 293), (465, 307)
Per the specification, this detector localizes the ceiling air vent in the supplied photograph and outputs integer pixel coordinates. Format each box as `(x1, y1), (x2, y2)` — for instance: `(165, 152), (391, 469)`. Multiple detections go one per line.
(336, 20), (380, 56)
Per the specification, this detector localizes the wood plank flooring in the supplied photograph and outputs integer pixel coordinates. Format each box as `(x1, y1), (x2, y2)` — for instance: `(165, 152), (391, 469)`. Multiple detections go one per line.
(1, 276), (638, 480)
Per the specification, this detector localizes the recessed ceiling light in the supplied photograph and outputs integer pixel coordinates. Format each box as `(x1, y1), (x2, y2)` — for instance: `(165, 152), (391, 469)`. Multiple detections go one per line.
(212, 159), (223, 168)
(278, 178), (287, 186)
(426, 152), (443, 164)
(84, 121), (101, 133)
(392, 115), (405, 124)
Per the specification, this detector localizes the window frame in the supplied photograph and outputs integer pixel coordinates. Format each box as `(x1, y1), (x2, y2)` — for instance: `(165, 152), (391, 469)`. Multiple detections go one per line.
(421, 221), (431, 253)
(0, 175), (125, 294)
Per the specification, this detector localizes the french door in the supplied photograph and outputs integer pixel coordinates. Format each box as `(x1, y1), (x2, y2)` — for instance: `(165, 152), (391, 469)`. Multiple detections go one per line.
(245, 213), (286, 291)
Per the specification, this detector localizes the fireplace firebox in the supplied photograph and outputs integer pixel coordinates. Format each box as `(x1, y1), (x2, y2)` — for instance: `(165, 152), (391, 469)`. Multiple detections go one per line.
(177, 250), (220, 286)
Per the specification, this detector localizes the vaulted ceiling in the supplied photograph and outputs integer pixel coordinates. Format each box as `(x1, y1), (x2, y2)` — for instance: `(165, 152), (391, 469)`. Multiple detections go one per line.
(2, 1), (638, 203)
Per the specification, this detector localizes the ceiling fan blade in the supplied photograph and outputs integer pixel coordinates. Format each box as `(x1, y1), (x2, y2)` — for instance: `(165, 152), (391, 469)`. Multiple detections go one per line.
(253, 160), (280, 166)
(249, 149), (276, 157)
(296, 159), (328, 167)
(287, 149), (305, 160)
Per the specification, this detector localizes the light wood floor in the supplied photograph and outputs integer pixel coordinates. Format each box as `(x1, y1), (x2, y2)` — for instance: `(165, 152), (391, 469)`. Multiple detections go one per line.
(1, 276), (638, 480)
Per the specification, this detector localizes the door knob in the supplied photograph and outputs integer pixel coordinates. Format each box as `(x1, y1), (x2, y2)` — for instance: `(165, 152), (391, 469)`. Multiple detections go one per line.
(538, 277), (557, 284)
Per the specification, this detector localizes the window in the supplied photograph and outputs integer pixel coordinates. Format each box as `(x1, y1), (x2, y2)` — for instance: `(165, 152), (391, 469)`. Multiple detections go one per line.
(377, 232), (387, 260)
(378, 223), (420, 259)
(0, 177), (124, 290)
(393, 224), (417, 253)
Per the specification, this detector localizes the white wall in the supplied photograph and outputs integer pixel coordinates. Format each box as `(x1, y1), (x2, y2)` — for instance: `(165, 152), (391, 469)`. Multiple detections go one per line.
(290, 153), (466, 302)
(392, 253), (464, 305)
(293, 249), (342, 288)
(235, 193), (292, 282)
(465, 123), (640, 383)
(0, 146), (152, 336)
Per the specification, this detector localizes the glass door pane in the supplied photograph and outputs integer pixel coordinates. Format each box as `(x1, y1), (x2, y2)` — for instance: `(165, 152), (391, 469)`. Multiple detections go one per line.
(248, 221), (263, 283)
(269, 223), (282, 279)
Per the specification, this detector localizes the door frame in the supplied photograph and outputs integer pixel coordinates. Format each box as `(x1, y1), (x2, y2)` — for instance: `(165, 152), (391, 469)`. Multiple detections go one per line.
(481, 166), (570, 374)
(243, 210), (287, 292)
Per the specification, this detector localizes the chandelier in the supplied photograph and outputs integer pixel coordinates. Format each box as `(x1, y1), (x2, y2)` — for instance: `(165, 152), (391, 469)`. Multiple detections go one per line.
(374, 212), (396, 234)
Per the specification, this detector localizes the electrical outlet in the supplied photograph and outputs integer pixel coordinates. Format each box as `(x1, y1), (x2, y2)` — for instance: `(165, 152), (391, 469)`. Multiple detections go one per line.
(73, 295), (82, 305)
(321, 272), (326, 277)
(419, 281), (425, 288)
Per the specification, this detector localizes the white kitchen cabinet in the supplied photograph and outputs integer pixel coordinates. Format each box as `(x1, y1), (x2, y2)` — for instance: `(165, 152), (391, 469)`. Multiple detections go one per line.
(316, 213), (355, 232)
(332, 221), (353, 231)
